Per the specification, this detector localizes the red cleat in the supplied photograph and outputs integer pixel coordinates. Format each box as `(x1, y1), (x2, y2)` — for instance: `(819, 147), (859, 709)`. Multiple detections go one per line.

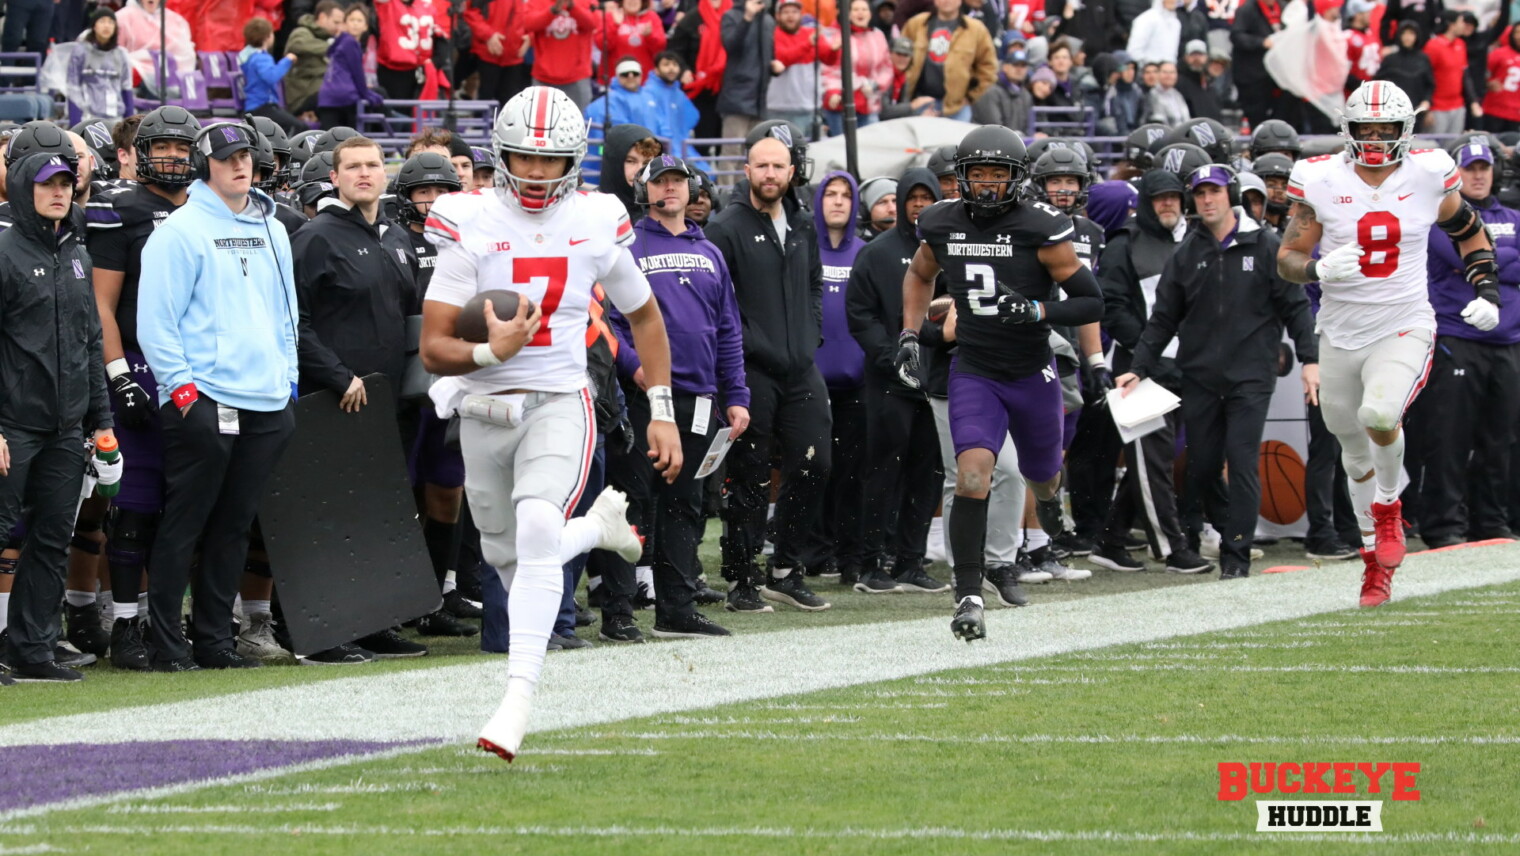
(1359, 548), (1393, 608)
(1370, 500), (1407, 569)
(477, 737), (515, 762)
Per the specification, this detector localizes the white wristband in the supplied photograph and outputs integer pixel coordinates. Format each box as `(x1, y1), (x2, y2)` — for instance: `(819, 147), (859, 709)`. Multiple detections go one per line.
(1086, 353), (1108, 370)
(472, 342), (503, 367)
(106, 358), (130, 380)
(649, 385), (676, 423)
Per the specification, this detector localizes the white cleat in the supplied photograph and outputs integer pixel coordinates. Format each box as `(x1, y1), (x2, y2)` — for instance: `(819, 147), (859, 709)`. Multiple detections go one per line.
(478, 693), (534, 763)
(586, 487), (644, 562)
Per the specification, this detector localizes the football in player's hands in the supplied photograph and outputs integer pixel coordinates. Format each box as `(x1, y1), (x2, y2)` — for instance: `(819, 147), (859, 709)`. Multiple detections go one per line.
(456, 289), (537, 342)
(1462, 297), (1501, 331)
(1317, 243), (1364, 283)
(927, 296), (954, 323)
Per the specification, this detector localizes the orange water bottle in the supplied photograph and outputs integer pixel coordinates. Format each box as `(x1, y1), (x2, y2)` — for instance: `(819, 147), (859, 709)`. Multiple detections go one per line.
(94, 434), (121, 498)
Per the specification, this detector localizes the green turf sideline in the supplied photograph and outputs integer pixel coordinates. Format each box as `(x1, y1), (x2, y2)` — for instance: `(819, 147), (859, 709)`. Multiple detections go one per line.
(4, 541), (1517, 750)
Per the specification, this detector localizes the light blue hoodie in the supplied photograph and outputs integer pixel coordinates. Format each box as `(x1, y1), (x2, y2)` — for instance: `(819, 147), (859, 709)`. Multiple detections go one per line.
(137, 180), (299, 412)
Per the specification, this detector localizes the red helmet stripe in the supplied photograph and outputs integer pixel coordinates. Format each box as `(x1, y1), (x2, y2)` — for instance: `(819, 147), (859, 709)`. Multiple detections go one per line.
(532, 88), (551, 134)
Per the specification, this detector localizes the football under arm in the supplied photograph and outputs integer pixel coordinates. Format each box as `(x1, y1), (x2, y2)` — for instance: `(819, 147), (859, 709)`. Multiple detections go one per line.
(902, 244), (941, 334)
(1277, 202), (1324, 283)
(1035, 241), (1103, 326)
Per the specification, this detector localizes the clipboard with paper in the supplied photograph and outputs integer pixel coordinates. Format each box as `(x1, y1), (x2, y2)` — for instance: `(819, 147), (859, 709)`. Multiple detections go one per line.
(1105, 379), (1181, 443)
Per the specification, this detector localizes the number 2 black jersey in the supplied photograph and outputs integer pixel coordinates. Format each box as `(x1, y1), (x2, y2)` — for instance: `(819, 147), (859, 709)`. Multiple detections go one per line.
(917, 198), (1077, 380)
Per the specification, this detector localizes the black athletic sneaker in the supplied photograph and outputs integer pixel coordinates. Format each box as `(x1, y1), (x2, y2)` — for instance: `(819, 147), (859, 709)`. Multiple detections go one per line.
(652, 611), (732, 639)
(150, 655), (202, 673)
(692, 577), (725, 606)
(838, 564), (861, 587)
(950, 597), (987, 642)
(853, 567), (903, 594)
(1219, 566), (1250, 580)
(724, 583), (773, 613)
(1089, 543), (1146, 572)
(550, 633), (593, 650)
(599, 614), (645, 644)
(417, 609), (479, 637)
(1304, 538), (1359, 560)
(574, 601), (595, 627)
(300, 643), (375, 665)
(65, 603), (110, 657)
(10, 659), (84, 682)
(0, 671), (13, 686)
(109, 618), (150, 671)
(894, 566), (950, 593)
(194, 648), (263, 669)
(982, 565), (1028, 607)
(1053, 532), (1096, 557)
(443, 590), (484, 619)
(356, 629), (429, 659)
(760, 572), (831, 611)
(1164, 548), (1215, 575)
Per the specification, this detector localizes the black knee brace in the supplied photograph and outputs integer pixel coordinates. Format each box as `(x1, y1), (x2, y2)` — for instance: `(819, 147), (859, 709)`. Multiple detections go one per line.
(105, 506), (160, 568)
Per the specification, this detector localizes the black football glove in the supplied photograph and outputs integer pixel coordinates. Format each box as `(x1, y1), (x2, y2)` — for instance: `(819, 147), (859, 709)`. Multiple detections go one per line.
(895, 330), (922, 389)
(1084, 363), (1115, 406)
(611, 415), (637, 457)
(109, 373), (158, 429)
(995, 292), (1041, 324)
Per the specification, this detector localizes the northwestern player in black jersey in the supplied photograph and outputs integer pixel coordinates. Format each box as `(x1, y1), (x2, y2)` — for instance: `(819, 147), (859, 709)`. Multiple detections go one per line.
(84, 105), (201, 670)
(897, 125), (1104, 642)
(250, 125), (309, 236)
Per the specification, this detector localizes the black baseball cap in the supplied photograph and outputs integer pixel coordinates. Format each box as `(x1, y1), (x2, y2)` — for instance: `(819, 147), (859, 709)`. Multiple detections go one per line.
(203, 123), (256, 160)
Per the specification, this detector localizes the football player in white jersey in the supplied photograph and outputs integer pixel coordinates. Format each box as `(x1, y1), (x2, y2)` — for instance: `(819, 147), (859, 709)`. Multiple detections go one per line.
(1278, 81), (1501, 608)
(419, 87), (683, 761)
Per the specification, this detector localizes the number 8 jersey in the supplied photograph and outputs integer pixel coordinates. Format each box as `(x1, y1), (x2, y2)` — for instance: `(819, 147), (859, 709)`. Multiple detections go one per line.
(1287, 148), (1459, 350)
(424, 188), (652, 401)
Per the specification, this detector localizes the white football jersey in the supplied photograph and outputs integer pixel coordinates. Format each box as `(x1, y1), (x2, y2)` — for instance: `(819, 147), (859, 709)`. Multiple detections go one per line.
(1287, 149), (1458, 349)
(423, 189), (652, 403)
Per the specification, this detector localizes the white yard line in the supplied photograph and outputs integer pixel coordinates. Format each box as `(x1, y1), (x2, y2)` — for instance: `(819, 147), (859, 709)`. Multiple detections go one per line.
(0, 544), (1515, 823)
(568, 730), (1520, 746)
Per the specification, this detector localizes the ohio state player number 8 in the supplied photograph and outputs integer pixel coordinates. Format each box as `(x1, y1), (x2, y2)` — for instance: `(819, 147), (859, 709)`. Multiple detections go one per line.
(1356, 211), (1400, 277)
(513, 257), (567, 346)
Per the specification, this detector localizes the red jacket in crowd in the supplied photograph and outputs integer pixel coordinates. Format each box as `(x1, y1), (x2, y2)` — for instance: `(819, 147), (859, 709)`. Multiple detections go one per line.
(773, 24), (839, 70)
(376, 0), (452, 72)
(1424, 31), (1469, 112)
(1486, 27), (1520, 124)
(523, 0), (601, 85)
(465, 0), (529, 69)
(596, 7), (667, 83)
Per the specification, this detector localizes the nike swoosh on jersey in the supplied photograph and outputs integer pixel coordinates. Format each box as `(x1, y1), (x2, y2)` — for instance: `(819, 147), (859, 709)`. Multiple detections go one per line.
(1398, 193), (1412, 201)
(570, 238), (590, 245)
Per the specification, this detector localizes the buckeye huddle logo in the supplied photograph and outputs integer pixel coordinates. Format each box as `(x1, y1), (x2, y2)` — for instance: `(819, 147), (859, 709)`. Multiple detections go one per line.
(1218, 762), (1420, 832)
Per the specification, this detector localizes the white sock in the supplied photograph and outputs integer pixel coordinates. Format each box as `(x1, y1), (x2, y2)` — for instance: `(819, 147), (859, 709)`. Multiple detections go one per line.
(442, 570), (457, 595)
(0, 592), (9, 633)
(137, 593), (148, 615)
(65, 589), (95, 608)
(960, 594), (984, 608)
(1024, 528), (1050, 551)
(245, 599), (270, 617)
(1370, 433), (1405, 505)
(99, 592), (113, 615)
(558, 517), (600, 564)
(113, 600), (138, 621)
(1348, 473), (1378, 534)
(635, 565), (654, 591)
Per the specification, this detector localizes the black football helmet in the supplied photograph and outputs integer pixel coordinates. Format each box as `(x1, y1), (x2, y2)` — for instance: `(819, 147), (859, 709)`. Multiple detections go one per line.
(1029, 146), (1091, 214)
(394, 151), (463, 226)
(133, 106), (201, 187)
(954, 125), (1028, 218)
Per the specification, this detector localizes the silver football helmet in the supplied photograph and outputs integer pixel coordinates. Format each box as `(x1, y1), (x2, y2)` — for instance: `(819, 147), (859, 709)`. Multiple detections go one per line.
(491, 86), (587, 212)
(1340, 81), (1418, 168)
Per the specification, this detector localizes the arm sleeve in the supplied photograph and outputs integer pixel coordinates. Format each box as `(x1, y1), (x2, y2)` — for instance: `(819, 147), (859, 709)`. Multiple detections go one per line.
(84, 265), (112, 430)
(1129, 254), (1183, 378)
(845, 261), (896, 374)
(278, 229), (299, 391)
(135, 227), (199, 402)
(713, 253), (751, 409)
(600, 248), (654, 315)
(1038, 263), (1104, 326)
(291, 229), (352, 394)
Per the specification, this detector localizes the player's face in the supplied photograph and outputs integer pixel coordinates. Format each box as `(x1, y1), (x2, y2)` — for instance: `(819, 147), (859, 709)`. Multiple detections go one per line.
(1244, 190), (1265, 222)
(938, 173), (958, 199)
(1264, 176), (1288, 205)
(1192, 182), (1230, 227)
(1461, 161), (1493, 199)
(903, 185), (935, 223)
(1351, 121), (1399, 163)
(33, 173), (73, 221)
(688, 189), (712, 223)
(746, 140), (794, 205)
(408, 184), (449, 220)
(1044, 174), (1081, 212)
(472, 166), (495, 190)
(624, 149), (652, 185)
(333, 144), (385, 206)
(822, 178), (853, 229)
(506, 151), (570, 205)
(208, 149), (254, 197)
(649, 172), (690, 213)
(966, 163), (1013, 204)
(1151, 192), (1182, 228)
(149, 139), (192, 178)
(870, 193), (896, 228)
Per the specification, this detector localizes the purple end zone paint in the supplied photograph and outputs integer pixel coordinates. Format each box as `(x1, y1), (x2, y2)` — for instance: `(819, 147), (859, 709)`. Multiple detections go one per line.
(0, 739), (427, 814)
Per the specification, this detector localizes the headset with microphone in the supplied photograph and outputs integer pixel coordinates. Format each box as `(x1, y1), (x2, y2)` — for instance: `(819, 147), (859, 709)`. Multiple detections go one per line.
(634, 154), (700, 210)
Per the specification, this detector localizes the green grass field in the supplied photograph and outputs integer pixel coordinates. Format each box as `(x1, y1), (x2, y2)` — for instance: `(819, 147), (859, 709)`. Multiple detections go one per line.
(3, 531), (1518, 855)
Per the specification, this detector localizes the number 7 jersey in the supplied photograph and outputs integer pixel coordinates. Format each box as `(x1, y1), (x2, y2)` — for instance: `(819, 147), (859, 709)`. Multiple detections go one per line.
(424, 188), (652, 397)
(1287, 148), (1459, 349)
